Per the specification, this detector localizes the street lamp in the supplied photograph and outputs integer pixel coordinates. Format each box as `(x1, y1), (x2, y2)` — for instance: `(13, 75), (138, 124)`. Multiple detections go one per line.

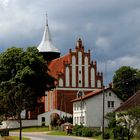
(102, 86), (105, 139)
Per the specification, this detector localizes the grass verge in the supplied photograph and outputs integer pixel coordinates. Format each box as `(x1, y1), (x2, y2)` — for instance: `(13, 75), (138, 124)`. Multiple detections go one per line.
(47, 130), (67, 136)
(11, 126), (49, 132)
(0, 136), (30, 140)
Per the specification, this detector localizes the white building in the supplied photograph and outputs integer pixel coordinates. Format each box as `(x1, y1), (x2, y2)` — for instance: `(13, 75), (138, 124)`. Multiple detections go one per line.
(72, 88), (123, 127)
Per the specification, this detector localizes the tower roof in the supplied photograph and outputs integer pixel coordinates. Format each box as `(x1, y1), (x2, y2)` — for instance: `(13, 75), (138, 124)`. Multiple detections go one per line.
(37, 15), (60, 53)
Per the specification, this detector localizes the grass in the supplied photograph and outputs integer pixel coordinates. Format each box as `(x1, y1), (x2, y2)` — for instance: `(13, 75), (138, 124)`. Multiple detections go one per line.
(47, 130), (67, 136)
(11, 126), (49, 132)
(0, 136), (30, 140)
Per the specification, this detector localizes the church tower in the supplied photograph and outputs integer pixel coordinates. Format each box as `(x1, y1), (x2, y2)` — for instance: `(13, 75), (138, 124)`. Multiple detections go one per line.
(38, 14), (60, 61)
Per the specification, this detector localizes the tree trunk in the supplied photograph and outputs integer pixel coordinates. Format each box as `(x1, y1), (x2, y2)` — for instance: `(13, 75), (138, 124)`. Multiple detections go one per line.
(19, 115), (22, 140)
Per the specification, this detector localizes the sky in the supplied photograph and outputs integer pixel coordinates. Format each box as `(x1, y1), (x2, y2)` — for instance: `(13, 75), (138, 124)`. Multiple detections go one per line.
(0, 0), (140, 85)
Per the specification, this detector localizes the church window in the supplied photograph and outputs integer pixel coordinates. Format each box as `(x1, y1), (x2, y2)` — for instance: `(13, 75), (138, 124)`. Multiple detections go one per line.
(91, 68), (95, 87)
(97, 80), (101, 88)
(59, 78), (63, 87)
(65, 66), (70, 87)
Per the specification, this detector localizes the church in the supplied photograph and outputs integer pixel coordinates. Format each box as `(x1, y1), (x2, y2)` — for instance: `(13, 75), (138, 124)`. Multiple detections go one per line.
(35, 16), (103, 118)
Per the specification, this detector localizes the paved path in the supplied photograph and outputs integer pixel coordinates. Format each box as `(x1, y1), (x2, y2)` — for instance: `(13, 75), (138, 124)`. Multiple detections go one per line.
(10, 132), (94, 140)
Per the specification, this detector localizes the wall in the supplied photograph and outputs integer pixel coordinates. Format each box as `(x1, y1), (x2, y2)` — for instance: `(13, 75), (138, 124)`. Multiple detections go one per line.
(0, 120), (38, 129)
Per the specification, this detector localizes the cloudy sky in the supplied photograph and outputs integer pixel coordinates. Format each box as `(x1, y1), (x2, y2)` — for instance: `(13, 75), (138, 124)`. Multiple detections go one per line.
(0, 0), (140, 85)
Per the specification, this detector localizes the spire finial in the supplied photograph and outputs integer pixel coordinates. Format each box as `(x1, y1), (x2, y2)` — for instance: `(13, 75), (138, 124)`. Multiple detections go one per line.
(46, 12), (48, 26)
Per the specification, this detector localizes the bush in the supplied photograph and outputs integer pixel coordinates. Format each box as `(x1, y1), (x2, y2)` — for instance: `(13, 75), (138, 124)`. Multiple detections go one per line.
(92, 129), (102, 137)
(72, 125), (93, 137)
(73, 124), (83, 136)
(81, 127), (93, 137)
(103, 132), (110, 139)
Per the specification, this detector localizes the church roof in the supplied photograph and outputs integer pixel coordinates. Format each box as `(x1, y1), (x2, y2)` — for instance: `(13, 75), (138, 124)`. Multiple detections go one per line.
(37, 15), (60, 53)
(115, 90), (140, 111)
(48, 54), (70, 79)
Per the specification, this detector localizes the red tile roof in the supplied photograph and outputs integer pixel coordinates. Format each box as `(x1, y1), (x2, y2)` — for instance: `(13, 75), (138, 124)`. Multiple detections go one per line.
(48, 54), (70, 79)
(115, 90), (140, 111)
(71, 89), (103, 102)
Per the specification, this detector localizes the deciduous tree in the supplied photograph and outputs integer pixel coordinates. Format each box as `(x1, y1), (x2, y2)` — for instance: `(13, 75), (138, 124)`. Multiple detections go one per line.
(0, 47), (54, 140)
(113, 66), (140, 101)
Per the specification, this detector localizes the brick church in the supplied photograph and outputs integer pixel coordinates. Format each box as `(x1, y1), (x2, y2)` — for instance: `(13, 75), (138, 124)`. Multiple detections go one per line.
(28, 17), (103, 119)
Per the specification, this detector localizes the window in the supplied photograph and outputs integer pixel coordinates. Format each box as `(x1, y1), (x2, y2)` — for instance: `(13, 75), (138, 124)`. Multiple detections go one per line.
(111, 101), (114, 108)
(109, 92), (111, 96)
(108, 101), (114, 108)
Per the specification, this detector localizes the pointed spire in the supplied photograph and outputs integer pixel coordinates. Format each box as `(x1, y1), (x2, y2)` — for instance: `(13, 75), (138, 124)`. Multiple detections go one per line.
(37, 13), (60, 61)
(38, 14), (60, 53)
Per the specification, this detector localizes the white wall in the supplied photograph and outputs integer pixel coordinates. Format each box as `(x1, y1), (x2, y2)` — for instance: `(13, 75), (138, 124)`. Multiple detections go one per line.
(73, 89), (122, 127)
(38, 109), (72, 126)
(0, 120), (37, 129)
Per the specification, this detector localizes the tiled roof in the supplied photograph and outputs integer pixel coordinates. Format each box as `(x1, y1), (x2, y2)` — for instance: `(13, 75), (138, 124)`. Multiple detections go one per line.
(48, 54), (70, 79)
(71, 89), (104, 102)
(115, 90), (140, 111)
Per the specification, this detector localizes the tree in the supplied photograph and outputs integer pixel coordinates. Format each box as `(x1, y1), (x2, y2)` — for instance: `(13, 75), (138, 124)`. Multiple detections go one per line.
(0, 47), (54, 140)
(117, 107), (140, 140)
(113, 66), (140, 101)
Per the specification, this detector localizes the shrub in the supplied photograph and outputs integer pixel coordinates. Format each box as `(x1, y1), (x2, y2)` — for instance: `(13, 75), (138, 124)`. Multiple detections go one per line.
(103, 132), (110, 139)
(73, 124), (83, 136)
(81, 127), (93, 137)
(73, 125), (93, 137)
(92, 129), (102, 137)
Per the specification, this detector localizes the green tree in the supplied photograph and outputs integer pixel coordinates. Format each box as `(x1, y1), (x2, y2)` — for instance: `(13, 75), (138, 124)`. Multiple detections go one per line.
(117, 107), (140, 140)
(0, 47), (54, 140)
(113, 66), (140, 101)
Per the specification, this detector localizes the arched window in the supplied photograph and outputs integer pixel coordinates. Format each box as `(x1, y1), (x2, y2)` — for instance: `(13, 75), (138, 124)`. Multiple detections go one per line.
(59, 78), (63, 87)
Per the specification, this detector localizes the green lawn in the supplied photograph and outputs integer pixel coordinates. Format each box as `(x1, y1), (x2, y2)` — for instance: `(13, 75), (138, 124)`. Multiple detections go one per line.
(1, 136), (30, 140)
(47, 130), (67, 136)
(11, 126), (49, 132)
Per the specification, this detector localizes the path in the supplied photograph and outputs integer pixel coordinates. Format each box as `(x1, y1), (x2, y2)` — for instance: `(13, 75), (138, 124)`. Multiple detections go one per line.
(10, 132), (95, 140)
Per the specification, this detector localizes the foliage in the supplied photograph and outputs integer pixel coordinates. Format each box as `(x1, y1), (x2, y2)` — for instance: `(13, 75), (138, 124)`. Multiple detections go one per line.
(116, 106), (140, 139)
(113, 66), (140, 101)
(105, 112), (116, 129)
(72, 124), (83, 136)
(81, 127), (93, 137)
(0, 47), (54, 117)
(0, 47), (54, 140)
(50, 115), (73, 127)
(72, 125), (94, 137)
(103, 131), (110, 139)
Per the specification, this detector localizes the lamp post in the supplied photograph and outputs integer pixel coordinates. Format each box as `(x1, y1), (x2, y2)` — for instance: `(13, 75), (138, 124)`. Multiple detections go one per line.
(102, 86), (105, 139)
